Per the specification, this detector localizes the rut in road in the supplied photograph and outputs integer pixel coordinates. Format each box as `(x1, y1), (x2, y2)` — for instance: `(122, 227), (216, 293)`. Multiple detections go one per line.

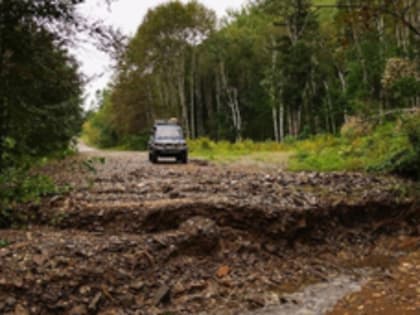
(0, 152), (418, 315)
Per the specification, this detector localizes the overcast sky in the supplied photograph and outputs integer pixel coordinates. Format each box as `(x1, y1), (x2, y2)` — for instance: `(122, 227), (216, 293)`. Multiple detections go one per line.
(76, 0), (246, 109)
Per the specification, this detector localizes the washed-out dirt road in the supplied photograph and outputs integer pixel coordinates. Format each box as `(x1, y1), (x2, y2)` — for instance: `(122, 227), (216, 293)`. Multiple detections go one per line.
(0, 148), (419, 315)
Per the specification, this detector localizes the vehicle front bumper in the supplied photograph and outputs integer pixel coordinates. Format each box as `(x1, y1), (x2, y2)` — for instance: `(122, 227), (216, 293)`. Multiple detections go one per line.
(151, 148), (188, 157)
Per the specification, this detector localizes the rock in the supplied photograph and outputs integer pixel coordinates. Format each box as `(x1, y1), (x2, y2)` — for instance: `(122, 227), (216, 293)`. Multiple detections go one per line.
(88, 292), (102, 311)
(6, 297), (16, 306)
(79, 285), (91, 295)
(162, 185), (173, 193)
(99, 308), (127, 315)
(130, 280), (144, 290)
(33, 254), (46, 266)
(216, 265), (230, 278)
(169, 191), (181, 199)
(13, 304), (29, 315)
(153, 284), (170, 306)
(264, 243), (277, 254)
(68, 305), (88, 315)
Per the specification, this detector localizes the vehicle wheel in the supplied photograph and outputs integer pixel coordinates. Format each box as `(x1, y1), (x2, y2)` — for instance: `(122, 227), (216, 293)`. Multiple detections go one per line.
(181, 152), (188, 164)
(149, 153), (158, 164)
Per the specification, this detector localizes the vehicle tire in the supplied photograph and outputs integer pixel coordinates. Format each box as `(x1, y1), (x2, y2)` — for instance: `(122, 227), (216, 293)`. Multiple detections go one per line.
(149, 152), (158, 164)
(181, 152), (188, 164)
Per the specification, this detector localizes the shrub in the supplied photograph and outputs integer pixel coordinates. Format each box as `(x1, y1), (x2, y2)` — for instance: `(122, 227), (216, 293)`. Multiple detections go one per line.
(389, 113), (420, 179)
(0, 161), (57, 227)
(120, 134), (149, 151)
(290, 114), (420, 179)
(341, 116), (373, 139)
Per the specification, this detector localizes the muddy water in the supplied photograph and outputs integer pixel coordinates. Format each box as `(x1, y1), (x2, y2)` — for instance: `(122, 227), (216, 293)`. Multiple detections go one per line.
(245, 273), (368, 315)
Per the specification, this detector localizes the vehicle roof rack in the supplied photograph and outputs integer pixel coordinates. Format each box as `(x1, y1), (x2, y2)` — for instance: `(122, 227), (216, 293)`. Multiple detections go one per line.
(154, 118), (179, 126)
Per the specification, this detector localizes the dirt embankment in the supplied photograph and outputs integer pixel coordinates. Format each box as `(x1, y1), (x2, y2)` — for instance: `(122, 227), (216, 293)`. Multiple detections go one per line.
(0, 151), (419, 315)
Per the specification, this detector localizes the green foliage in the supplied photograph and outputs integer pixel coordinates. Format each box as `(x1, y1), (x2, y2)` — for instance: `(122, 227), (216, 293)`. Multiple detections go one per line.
(0, 137), (65, 227)
(0, 159), (57, 228)
(118, 135), (150, 151)
(289, 114), (420, 179)
(189, 137), (290, 160)
(83, 90), (120, 148)
(83, 0), (418, 148)
(81, 157), (106, 175)
(379, 113), (420, 179)
(0, 239), (9, 248)
(109, 1), (216, 137)
(0, 0), (85, 170)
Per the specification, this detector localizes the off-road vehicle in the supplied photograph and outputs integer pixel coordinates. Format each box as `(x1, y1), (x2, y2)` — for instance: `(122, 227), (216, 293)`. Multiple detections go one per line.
(148, 120), (188, 164)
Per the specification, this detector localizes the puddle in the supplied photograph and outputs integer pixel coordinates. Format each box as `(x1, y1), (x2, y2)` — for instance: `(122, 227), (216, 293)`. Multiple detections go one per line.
(244, 273), (368, 315)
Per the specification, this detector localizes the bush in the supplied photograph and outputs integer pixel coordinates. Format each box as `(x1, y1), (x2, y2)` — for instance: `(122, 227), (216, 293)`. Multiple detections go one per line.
(341, 116), (373, 139)
(120, 135), (149, 151)
(187, 138), (291, 162)
(387, 113), (420, 179)
(290, 114), (420, 179)
(0, 161), (57, 227)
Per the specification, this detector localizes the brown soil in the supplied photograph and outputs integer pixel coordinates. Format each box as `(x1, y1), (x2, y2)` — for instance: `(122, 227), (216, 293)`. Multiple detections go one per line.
(0, 150), (418, 315)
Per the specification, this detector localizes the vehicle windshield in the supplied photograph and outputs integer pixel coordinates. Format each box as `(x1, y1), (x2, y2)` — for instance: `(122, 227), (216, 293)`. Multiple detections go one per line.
(155, 125), (183, 139)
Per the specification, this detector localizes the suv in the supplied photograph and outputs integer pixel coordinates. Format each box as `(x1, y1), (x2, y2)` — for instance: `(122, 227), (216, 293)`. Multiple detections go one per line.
(148, 121), (188, 164)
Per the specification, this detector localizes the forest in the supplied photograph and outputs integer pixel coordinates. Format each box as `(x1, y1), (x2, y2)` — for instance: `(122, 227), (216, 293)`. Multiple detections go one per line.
(0, 0), (420, 215)
(84, 0), (419, 147)
(0, 2), (419, 313)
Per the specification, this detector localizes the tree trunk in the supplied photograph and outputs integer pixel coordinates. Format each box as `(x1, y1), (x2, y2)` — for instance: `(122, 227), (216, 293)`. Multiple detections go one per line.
(272, 106), (279, 142)
(232, 87), (242, 141)
(287, 106), (293, 136)
(279, 101), (284, 141)
(215, 69), (222, 140)
(189, 48), (196, 139)
(220, 61), (242, 141)
(346, 0), (369, 86)
(177, 56), (189, 138)
(337, 69), (349, 123)
(324, 81), (336, 134)
(195, 57), (204, 137)
(204, 76), (214, 137)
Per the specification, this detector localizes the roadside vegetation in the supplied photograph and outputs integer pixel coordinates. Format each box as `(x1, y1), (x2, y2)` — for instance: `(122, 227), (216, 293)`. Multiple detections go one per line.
(188, 138), (292, 163)
(0, 1), (114, 226)
(187, 112), (420, 180)
(290, 113), (420, 178)
(84, 0), (419, 179)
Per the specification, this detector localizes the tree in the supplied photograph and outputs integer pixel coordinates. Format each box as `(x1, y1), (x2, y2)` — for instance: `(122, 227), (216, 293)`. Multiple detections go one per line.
(0, 0), (87, 169)
(115, 1), (216, 138)
(85, 0), (419, 146)
(0, 0), (121, 169)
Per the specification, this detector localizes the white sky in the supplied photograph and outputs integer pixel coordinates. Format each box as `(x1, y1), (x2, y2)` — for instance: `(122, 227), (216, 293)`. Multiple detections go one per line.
(76, 0), (246, 109)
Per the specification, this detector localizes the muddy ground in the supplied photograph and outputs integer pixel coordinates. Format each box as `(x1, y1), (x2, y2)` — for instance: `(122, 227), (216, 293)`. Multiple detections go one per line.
(0, 149), (419, 315)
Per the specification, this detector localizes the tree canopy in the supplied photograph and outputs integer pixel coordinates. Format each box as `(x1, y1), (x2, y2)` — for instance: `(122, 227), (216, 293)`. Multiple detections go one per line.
(0, 0), (120, 169)
(83, 0), (419, 147)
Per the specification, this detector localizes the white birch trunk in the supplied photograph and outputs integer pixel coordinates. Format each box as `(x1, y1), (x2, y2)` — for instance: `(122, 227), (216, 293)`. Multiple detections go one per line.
(279, 101), (284, 142)
(177, 57), (189, 138)
(189, 49), (196, 139)
(272, 106), (279, 142)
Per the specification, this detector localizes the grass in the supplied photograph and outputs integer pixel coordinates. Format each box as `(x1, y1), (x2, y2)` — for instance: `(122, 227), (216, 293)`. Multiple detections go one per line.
(83, 114), (419, 178)
(188, 138), (293, 167)
(289, 121), (414, 173)
(188, 118), (417, 177)
(0, 239), (10, 248)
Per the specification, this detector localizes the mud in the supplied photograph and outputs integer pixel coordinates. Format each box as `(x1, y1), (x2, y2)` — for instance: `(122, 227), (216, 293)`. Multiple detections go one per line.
(0, 151), (419, 315)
